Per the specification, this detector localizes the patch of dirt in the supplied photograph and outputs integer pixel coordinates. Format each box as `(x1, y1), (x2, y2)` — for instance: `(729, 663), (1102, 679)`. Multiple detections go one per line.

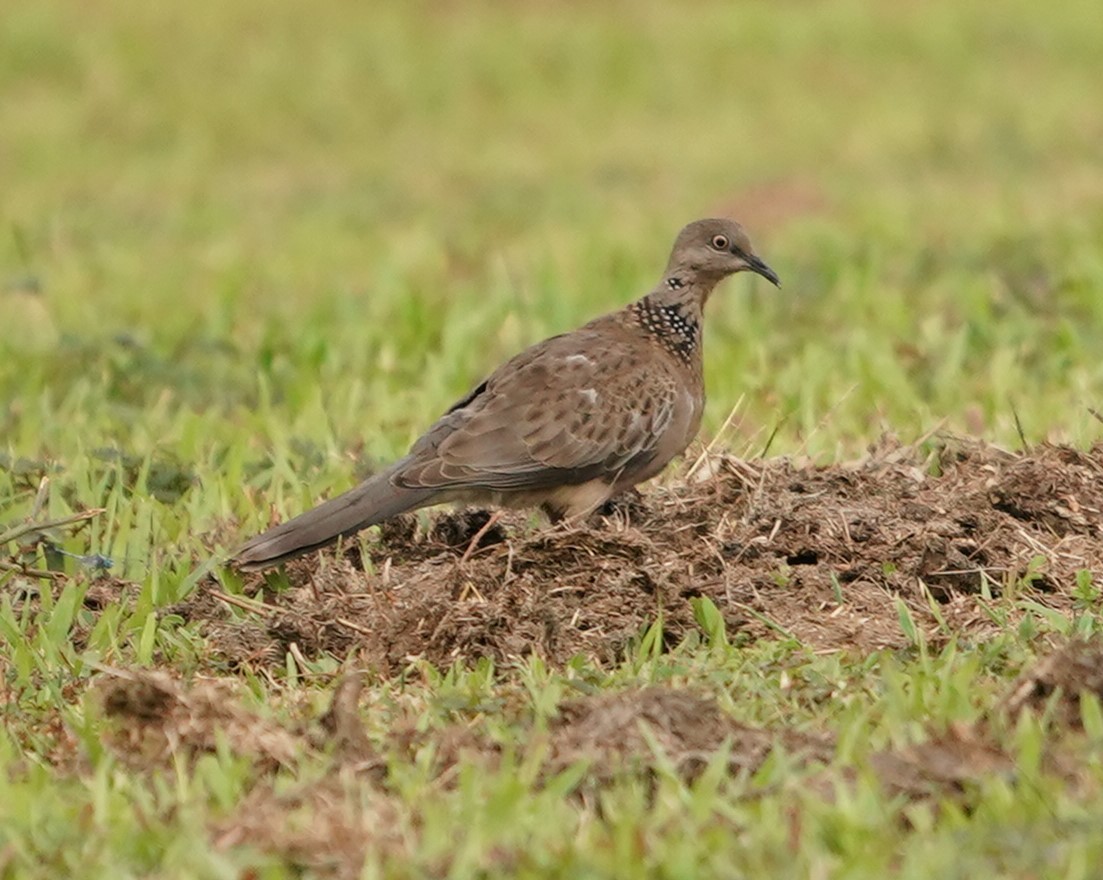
(211, 772), (401, 880)
(1001, 637), (1103, 730)
(865, 724), (1016, 801)
(857, 635), (1103, 804)
(545, 687), (833, 787)
(176, 439), (1103, 673)
(98, 668), (300, 770)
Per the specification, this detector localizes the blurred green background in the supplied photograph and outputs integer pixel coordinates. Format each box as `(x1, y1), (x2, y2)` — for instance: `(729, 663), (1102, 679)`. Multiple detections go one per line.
(3, 0), (1102, 536)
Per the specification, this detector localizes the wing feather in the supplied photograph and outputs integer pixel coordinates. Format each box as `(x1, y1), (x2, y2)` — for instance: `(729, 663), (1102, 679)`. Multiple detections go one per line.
(395, 328), (678, 492)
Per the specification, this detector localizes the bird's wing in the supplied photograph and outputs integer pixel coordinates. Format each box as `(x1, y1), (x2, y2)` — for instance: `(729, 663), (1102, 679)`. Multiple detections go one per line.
(395, 328), (680, 491)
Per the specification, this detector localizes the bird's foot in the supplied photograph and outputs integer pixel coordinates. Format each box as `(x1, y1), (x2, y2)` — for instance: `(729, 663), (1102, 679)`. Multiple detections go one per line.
(459, 510), (505, 564)
(594, 489), (647, 524)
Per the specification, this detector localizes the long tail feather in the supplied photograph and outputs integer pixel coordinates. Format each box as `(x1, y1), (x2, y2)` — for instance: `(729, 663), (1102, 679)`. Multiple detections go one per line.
(232, 461), (435, 571)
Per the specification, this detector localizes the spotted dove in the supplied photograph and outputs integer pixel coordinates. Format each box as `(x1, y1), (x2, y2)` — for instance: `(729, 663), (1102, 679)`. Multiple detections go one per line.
(233, 218), (779, 570)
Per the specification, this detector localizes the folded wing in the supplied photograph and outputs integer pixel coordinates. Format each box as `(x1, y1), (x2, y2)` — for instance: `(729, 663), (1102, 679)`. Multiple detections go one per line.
(396, 329), (678, 492)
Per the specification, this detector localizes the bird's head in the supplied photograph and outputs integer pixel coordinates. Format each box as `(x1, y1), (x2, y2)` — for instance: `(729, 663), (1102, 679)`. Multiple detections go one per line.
(665, 218), (780, 288)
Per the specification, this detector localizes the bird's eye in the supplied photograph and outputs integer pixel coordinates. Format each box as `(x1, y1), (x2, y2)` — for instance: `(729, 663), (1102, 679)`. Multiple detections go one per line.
(711, 235), (729, 250)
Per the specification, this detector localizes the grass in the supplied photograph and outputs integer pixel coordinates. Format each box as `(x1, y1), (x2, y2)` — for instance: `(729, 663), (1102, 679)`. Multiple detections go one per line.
(3, 0), (1103, 876)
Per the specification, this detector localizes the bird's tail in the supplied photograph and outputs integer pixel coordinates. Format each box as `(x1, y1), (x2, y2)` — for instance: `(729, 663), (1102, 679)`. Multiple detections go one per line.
(231, 461), (435, 571)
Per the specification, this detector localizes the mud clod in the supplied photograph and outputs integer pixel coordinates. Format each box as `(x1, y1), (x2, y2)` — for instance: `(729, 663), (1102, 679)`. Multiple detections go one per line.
(547, 687), (833, 785)
(867, 724), (1015, 800)
(98, 669), (300, 769)
(1002, 636), (1103, 729)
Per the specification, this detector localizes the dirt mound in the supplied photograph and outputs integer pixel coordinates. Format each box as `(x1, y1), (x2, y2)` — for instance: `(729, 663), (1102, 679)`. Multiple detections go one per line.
(175, 439), (1103, 672)
(1002, 638), (1103, 729)
(546, 687), (833, 786)
(211, 773), (400, 880)
(864, 724), (1016, 801)
(98, 667), (300, 769)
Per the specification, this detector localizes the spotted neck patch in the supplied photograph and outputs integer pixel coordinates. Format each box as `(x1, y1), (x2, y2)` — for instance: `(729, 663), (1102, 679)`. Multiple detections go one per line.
(629, 299), (700, 362)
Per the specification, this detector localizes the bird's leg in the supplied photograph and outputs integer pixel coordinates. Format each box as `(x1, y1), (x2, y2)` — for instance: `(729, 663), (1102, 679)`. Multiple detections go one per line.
(541, 502), (566, 524)
(459, 510), (504, 564)
(597, 487), (643, 518)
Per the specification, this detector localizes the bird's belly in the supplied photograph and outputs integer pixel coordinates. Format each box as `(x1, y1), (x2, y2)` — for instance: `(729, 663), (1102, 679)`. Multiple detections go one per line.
(435, 480), (614, 519)
(535, 479), (617, 518)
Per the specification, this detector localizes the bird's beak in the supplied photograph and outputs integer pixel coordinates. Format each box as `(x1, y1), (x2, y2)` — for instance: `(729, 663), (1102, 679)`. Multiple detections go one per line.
(745, 254), (781, 288)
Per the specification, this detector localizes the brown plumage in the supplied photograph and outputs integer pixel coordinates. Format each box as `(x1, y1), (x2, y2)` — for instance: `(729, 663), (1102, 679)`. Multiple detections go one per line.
(232, 218), (779, 571)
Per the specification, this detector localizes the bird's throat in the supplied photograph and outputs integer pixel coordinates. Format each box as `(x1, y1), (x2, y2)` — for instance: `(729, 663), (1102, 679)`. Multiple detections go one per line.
(630, 296), (702, 364)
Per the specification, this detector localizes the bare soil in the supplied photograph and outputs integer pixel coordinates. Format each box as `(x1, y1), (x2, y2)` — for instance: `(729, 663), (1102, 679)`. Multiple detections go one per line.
(171, 438), (1103, 673)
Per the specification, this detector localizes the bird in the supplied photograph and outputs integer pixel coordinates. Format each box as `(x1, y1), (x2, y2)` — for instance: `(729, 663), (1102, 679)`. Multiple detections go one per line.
(232, 218), (779, 571)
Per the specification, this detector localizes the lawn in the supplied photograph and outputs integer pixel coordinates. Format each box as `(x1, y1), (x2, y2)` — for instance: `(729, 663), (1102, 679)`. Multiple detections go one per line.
(2, 0), (1103, 877)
